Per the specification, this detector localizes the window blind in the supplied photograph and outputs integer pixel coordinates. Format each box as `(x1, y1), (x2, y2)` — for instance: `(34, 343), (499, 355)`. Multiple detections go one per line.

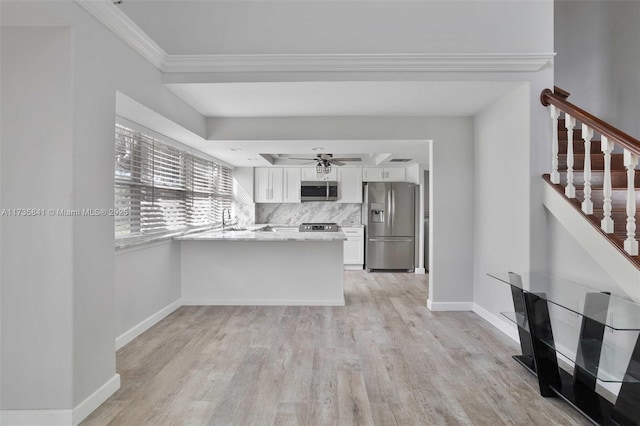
(115, 123), (232, 244)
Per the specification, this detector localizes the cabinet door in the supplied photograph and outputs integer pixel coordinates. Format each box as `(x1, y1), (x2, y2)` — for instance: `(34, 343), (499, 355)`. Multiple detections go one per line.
(283, 168), (301, 203)
(384, 168), (406, 182)
(301, 167), (321, 181)
(363, 167), (385, 182)
(337, 168), (363, 203)
(254, 168), (270, 203)
(321, 168), (337, 181)
(342, 227), (364, 265)
(270, 168), (284, 203)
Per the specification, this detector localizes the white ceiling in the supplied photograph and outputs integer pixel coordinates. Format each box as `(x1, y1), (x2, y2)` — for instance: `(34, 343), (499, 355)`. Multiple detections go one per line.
(166, 81), (523, 118)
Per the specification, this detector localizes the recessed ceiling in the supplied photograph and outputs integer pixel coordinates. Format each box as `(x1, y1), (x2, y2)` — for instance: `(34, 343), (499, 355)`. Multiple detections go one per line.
(166, 81), (524, 118)
(207, 140), (431, 168)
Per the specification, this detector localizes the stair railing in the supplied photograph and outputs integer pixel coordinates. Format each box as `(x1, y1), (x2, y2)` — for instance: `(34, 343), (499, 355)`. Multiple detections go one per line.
(541, 87), (640, 256)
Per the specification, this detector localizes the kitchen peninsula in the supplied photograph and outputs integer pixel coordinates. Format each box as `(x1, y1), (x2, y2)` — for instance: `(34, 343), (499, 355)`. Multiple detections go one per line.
(177, 226), (347, 306)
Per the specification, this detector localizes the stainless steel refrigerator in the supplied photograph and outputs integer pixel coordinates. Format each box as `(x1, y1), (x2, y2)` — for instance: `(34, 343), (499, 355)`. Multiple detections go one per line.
(365, 182), (415, 271)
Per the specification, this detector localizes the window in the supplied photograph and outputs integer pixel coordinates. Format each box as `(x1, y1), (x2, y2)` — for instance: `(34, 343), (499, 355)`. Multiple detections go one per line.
(115, 122), (232, 244)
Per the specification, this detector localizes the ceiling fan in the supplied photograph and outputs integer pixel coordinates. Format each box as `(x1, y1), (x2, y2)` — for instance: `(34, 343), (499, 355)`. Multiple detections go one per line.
(288, 153), (360, 174)
(288, 153), (360, 167)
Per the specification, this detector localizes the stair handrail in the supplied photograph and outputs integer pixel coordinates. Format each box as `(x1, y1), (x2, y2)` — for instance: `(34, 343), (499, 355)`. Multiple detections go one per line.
(541, 86), (639, 257)
(541, 87), (640, 156)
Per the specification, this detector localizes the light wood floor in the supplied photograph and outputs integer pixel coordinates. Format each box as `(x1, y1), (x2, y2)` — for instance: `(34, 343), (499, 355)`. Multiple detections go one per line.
(82, 271), (589, 426)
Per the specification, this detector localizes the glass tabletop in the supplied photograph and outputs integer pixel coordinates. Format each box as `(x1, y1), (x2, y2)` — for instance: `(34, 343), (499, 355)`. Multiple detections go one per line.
(489, 272), (640, 331)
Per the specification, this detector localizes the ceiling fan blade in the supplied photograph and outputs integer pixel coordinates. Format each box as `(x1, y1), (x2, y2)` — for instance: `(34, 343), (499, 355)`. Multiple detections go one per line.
(331, 157), (361, 162)
(331, 160), (346, 166)
(288, 157), (316, 161)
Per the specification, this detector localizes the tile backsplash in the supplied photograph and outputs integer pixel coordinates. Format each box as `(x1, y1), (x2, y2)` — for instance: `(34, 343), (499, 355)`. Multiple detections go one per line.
(256, 202), (362, 225)
(232, 178), (256, 226)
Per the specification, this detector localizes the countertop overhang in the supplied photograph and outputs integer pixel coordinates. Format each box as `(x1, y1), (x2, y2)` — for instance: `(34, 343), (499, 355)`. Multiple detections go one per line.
(176, 225), (347, 242)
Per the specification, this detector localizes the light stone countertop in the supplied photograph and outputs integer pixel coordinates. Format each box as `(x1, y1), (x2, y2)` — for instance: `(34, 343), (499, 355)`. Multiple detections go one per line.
(176, 224), (347, 242)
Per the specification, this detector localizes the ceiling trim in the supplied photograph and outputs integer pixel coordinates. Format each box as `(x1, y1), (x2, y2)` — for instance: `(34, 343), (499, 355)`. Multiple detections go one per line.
(75, 0), (166, 69)
(163, 53), (554, 74)
(76, 0), (554, 74)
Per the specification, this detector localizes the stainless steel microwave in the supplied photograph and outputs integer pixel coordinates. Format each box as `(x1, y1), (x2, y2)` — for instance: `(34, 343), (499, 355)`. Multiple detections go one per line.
(300, 181), (338, 201)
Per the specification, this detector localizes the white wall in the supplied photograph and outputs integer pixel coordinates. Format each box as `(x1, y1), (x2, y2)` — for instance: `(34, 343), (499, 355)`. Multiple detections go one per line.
(1, 26), (74, 410)
(1, 0), (205, 413)
(555, 1), (640, 137)
(473, 84), (531, 326)
(114, 242), (182, 339)
(429, 118), (475, 307)
(545, 211), (622, 297)
(609, 2), (640, 138)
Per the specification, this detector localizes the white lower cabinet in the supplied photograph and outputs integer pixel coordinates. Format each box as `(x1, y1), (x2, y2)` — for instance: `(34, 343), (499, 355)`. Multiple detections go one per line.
(342, 227), (364, 269)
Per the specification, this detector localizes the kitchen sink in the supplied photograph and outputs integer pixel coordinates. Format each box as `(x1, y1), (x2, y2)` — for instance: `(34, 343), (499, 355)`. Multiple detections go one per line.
(257, 226), (298, 232)
(222, 226), (248, 232)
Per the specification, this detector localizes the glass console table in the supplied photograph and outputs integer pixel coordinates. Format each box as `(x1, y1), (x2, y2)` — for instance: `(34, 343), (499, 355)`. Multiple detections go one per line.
(489, 272), (640, 426)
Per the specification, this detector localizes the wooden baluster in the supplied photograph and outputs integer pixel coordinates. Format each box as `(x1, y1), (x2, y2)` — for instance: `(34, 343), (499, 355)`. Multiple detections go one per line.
(565, 114), (576, 198)
(624, 149), (639, 256)
(550, 105), (561, 184)
(601, 136), (614, 233)
(581, 124), (594, 214)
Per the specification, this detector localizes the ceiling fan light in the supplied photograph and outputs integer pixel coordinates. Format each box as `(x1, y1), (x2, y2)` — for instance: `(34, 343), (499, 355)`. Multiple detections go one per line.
(324, 162), (331, 174)
(316, 162), (323, 174)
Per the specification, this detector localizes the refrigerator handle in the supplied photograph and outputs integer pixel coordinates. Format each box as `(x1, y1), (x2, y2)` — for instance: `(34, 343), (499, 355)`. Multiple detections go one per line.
(387, 188), (392, 230)
(391, 189), (395, 229)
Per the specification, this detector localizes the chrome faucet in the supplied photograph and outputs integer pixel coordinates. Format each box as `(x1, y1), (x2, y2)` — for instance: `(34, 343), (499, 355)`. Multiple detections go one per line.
(222, 208), (231, 229)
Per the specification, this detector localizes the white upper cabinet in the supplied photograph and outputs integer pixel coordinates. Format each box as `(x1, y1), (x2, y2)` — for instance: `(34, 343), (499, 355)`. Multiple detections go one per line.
(363, 167), (406, 182)
(337, 168), (363, 203)
(254, 168), (270, 203)
(254, 167), (284, 203)
(301, 167), (337, 181)
(283, 168), (301, 203)
(362, 167), (385, 182)
(384, 168), (406, 181)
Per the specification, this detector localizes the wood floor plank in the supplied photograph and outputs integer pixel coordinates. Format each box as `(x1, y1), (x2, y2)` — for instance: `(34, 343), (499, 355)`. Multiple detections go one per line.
(81, 271), (590, 426)
(336, 370), (375, 426)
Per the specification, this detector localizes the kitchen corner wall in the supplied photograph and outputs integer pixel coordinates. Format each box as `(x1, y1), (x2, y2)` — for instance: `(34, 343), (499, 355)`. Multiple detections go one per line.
(257, 202), (362, 225)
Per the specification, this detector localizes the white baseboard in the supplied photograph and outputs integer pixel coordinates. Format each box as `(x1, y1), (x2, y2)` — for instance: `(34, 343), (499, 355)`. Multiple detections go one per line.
(414, 268), (426, 275)
(0, 410), (73, 426)
(343, 264), (364, 271)
(73, 374), (120, 426)
(0, 375), (120, 426)
(426, 299), (473, 311)
(472, 303), (520, 343)
(181, 298), (345, 306)
(115, 299), (182, 350)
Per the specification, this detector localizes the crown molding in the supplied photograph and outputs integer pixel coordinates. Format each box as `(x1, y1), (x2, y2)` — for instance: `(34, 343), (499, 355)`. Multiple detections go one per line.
(75, 0), (166, 69)
(163, 53), (554, 74)
(76, 0), (554, 74)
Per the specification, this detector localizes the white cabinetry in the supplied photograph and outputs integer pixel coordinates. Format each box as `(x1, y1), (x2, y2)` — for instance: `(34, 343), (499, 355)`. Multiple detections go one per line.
(342, 227), (364, 269)
(283, 168), (301, 203)
(301, 167), (337, 181)
(363, 167), (406, 182)
(254, 167), (283, 203)
(337, 168), (363, 203)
